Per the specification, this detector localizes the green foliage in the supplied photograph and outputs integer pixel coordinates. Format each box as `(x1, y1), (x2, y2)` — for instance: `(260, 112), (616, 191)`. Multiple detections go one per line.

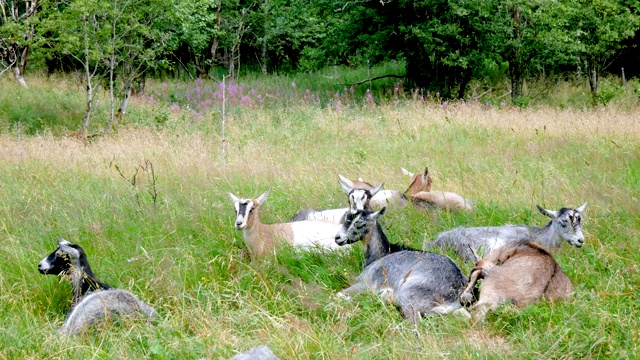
(595, 78), (624, 106)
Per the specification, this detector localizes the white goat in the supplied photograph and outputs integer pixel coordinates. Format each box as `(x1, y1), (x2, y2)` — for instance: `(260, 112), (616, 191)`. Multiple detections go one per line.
(38, 239), (157, 335)
(460, 240), (573, 318)
(230, 190), (345, 257)
(402, 167), (472, 211)
(427, 202), (588, 263)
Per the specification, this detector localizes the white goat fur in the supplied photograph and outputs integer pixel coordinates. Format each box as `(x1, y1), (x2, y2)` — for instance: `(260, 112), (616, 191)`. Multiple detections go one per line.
(338, 174), (407, 210)
(230, 191), (345, 257)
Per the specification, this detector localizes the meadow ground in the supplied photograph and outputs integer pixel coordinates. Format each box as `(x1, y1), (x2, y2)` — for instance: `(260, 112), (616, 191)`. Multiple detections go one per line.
(0, 76), (638, 359)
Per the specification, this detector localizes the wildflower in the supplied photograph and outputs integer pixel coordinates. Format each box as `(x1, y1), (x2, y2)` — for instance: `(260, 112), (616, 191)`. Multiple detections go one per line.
(291, 82), (297, 89)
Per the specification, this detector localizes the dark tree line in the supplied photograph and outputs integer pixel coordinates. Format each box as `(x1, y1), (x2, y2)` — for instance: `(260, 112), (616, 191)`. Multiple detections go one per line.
(2, 0), (639, 105)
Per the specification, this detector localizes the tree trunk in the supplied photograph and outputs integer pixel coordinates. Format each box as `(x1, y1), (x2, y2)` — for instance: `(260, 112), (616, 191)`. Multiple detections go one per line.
(210, 0), (223, 64)
(510, 62), (523, 103)
(588, 59), (599, 103)
(12, 65), (28, 88)
(82, 80), (94, 132)
(457, 71), (472, 99)
(261, 0), (268, 74)
(116, 83), (132, 123)
(509, 6), (523, 104)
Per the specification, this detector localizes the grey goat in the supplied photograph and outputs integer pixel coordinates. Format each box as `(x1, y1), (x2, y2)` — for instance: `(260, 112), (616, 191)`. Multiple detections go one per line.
(426, 202), (587, 263)
(335, 208), (469, 320)
(38, 239), (157, 334)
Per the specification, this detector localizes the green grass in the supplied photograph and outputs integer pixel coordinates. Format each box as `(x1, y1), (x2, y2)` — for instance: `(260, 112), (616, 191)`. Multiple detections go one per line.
(0, 73), (639, 359)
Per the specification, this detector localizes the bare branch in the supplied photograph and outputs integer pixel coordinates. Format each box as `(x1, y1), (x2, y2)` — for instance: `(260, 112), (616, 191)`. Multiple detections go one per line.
(347, 74), (405, 86)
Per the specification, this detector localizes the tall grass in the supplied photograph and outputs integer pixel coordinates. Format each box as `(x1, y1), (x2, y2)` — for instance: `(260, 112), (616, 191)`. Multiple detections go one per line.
(0, 72), (638, 359)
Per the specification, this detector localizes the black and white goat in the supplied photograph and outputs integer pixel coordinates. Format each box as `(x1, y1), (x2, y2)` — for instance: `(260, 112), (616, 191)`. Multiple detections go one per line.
(338, 174), (407, 210)
(426, 202), (588, 263)
(287, 175), (385, 223)
(335, 208), (469, 320)
(38, 239), (157, 335)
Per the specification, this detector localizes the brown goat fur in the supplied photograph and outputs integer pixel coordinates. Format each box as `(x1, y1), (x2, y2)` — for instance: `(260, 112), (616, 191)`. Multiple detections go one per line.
(402, 167), (433, 196)
(461, 241), (573, 318)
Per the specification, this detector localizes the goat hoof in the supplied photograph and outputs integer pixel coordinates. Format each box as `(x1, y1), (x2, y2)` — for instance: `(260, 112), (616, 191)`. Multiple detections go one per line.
(335, 292), (352, 301)
(460, 291), (474, 305)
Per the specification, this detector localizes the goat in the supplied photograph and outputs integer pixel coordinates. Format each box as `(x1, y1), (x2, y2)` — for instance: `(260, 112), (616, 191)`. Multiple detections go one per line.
(339, 180), (384, 213)
(339, 174), (408, 210)
(334, 208), (469, 320)
(401, 167), (433, 196)
(459, 240), (573, 318)
(402, 167), (472, 211)
(38, 239), (157, 335)
(287, 176), (385, 223)
(426, 202), (588, 263)
(230, 190), (345, 257)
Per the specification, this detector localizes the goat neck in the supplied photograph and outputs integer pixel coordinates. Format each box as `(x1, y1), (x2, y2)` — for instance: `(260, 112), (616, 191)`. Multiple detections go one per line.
(402, 167), (432, 196)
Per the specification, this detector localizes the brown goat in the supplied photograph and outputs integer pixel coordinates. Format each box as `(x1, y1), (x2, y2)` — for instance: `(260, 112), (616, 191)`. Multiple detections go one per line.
(402, 167), (433, 195)
(460, 241), (573, 318)
(402, 167), (472, 211)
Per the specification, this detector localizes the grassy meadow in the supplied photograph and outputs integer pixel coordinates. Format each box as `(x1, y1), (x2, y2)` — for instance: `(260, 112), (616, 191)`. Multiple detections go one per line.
(0, 73), (639, 359)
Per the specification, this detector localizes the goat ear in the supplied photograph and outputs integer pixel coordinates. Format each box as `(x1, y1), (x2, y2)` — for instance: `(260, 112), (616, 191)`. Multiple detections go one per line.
(255, 190), (269, 205)
(339, 180), (352, 195)
(57, 236), (71, 246)
(371, 207), (387, 219)
(422, 167), (430, 183)
(229, 192), (240, 204)
(536, 205), (557, 218)
(58, 240), (81, 259)
(370, 182), (384, 196)
(338, 174), (355, 188)
(576, 202), (588, 213)
(401, 167), (413, 177)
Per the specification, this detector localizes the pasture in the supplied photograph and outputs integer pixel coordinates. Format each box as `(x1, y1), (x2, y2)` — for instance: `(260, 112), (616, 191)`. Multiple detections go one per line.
(0, 78), (638, 359)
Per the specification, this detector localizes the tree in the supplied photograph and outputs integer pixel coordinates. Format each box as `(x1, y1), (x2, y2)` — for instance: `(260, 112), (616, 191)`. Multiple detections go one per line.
(40, 0), (172, 133)
(103, 0), (173, 131)
(0, 0), (39, 87)
(568, 0), (640, 103)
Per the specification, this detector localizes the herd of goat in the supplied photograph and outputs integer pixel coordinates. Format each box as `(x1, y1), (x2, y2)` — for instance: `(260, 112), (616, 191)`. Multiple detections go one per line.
(37, 167), (587, 335)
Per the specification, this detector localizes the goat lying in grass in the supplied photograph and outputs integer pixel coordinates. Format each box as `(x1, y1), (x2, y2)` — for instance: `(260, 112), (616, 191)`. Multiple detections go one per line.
(335, 208), (469, 320)
(460, 240), (573, 318)
(401, 167), (432, 196)
(426, 202), (587, 263)
(338, 174), (407, 210)
(287, 175), (385, 223)
(38, 239), (156, 335)
(230, 190), (345, 257)
(402, 167), (472, 211)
